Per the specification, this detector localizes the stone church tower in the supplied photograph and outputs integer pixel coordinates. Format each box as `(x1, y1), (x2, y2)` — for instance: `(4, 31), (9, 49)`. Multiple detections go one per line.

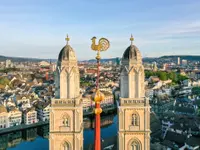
(50, 36), (83, 150)
(118, 36), (150, 150)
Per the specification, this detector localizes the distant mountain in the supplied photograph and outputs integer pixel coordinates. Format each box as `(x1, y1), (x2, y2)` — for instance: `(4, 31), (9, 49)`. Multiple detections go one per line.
(0, 55), (57, 63)
(81, 57), (157, 63)
(81, 58), (119, 63)
(159, 55), (200, 62)
(0, 55), (199, 63)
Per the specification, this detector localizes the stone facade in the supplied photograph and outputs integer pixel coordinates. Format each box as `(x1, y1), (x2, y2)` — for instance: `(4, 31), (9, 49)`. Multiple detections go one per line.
(118, 43), (151, 150)
(49, 40), (83, 150)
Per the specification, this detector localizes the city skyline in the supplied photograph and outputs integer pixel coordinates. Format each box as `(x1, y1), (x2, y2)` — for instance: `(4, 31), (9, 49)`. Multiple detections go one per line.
(0, 0), (200, 60)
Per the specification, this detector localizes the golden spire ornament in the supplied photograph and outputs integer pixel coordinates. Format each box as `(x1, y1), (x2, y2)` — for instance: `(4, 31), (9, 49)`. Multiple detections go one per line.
(65, 34), (70, 45)
(130, 34), (134, 45)
(91, 37), (110, 60)
(91, 36), (110, 150)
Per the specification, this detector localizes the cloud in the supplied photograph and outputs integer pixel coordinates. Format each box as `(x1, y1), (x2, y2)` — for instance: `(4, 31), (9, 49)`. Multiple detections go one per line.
(152, 20), (200, 38)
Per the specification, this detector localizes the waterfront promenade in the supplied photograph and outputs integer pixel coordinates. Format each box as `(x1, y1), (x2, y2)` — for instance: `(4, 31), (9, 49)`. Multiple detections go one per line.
(0, 105), (117, 135)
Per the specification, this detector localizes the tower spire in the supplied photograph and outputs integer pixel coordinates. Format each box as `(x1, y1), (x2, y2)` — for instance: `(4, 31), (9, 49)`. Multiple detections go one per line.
(130, 34), (134, 45)
(65, 34), (70, 45)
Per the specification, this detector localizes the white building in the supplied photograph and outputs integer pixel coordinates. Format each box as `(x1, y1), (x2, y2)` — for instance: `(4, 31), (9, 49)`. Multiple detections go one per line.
(35, 101), (50, 121)
(0, 105), (9, 130)
(177, 57), (180, 65)
(182, 59), (187, 66)
(22, 107), (38, 125)
(82, 96), (93, 111)
(101, 91), (114, 107)
(39, 61), (50, 67)
(154, 88), (172, 97)
(192, 80), (200, 87)
(7, 106), (22, 127)
(5, 59), (13, 68)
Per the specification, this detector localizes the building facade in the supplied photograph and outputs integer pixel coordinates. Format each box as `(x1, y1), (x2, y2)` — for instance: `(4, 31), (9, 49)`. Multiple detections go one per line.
(0, 105), (9, 130)
(35, 102), (50, 122)
(118, 38), (151, 150)
(8, 106), (22, 127)
(22, 107), (37, 125)
(49, 37), (83, 150)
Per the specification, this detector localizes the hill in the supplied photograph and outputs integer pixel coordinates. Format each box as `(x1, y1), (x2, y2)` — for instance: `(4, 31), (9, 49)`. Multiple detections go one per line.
(0, 55), (57, 62)
(0, 55), (200, 63)
(159, 55), (200, 62)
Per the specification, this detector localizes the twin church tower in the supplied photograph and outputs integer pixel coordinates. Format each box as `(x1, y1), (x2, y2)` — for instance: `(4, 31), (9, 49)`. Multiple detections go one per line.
(49, 35), (150, 150)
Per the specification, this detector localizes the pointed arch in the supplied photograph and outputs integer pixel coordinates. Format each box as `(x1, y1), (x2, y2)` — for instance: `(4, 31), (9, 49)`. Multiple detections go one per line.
(63, 142), (70, 150)
(128, 138), (142, 150)
(131, 112), (139, 126)
(60, 113), (70, 127)
(121, 65), (129, 74)
(60, 140), (71, 150)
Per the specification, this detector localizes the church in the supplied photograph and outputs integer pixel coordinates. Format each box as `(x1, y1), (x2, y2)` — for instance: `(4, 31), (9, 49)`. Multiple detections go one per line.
(118, 35), (151, 150)
(49, 35), (150, 150)
(49, 35), (83, 150)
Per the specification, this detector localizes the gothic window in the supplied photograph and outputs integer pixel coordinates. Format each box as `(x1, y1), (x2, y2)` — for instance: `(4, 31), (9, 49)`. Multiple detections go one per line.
(63, 116), (70, 127)
(131, 140), (140, 150)
(63, 142), (70, 150)
(131, 113), (139, 126)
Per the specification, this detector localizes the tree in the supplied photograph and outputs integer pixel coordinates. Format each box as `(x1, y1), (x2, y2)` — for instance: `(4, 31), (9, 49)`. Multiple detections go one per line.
(0, 77), (10, 86)
(177, 74), (188, 83)
(192, 87), (200, 95)
(158, 71), (167, 81)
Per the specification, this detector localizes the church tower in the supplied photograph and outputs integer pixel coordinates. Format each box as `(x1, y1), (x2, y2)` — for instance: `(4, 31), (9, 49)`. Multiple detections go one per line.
(50, 35), (83, 150)
(118, 35), (150, 150)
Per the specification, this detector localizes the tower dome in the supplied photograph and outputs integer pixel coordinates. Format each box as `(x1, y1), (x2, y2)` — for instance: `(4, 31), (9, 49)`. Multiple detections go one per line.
(57, 35), (77, 62)
(58, 45), (77, 61)
(121, 35), (142, 64)
(122, 45), (142, 60)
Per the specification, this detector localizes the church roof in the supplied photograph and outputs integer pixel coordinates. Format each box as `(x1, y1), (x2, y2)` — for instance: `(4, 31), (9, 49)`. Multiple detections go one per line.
(58, 45), (77, 62)
(122, 45), (142, 61)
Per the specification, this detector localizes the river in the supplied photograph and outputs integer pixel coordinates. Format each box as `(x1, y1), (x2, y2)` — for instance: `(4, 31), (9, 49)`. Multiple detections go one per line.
(1, 113), (118, 150)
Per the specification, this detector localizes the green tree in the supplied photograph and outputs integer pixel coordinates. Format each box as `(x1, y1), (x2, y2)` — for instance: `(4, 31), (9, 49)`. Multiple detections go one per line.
(177, 74), (188, 82)
(158, 71), (167, 81)
(192, 87), (200, 95)
(0, 77), (10, 85)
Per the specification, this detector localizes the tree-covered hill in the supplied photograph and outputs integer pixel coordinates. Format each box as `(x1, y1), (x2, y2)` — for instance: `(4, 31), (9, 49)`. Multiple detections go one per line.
(0, 55), (56, 62)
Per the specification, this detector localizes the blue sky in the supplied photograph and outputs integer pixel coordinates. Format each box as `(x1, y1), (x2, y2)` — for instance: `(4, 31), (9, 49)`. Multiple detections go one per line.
(0, 0), (200, 60)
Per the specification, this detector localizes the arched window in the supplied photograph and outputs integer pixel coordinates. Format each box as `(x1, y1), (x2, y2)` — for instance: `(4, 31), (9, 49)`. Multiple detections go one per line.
(131, 140), (140, 150)
(63, 142), (70, 150)
(63, 116), (70, 127)
(132, 113), (139, 126)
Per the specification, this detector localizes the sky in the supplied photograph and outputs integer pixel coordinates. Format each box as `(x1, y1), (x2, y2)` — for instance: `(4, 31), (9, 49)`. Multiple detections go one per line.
(0, 0), (200, 60)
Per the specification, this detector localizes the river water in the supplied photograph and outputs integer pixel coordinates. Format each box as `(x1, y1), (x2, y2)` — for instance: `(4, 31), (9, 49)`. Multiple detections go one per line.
(2, 113), (118, 150)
